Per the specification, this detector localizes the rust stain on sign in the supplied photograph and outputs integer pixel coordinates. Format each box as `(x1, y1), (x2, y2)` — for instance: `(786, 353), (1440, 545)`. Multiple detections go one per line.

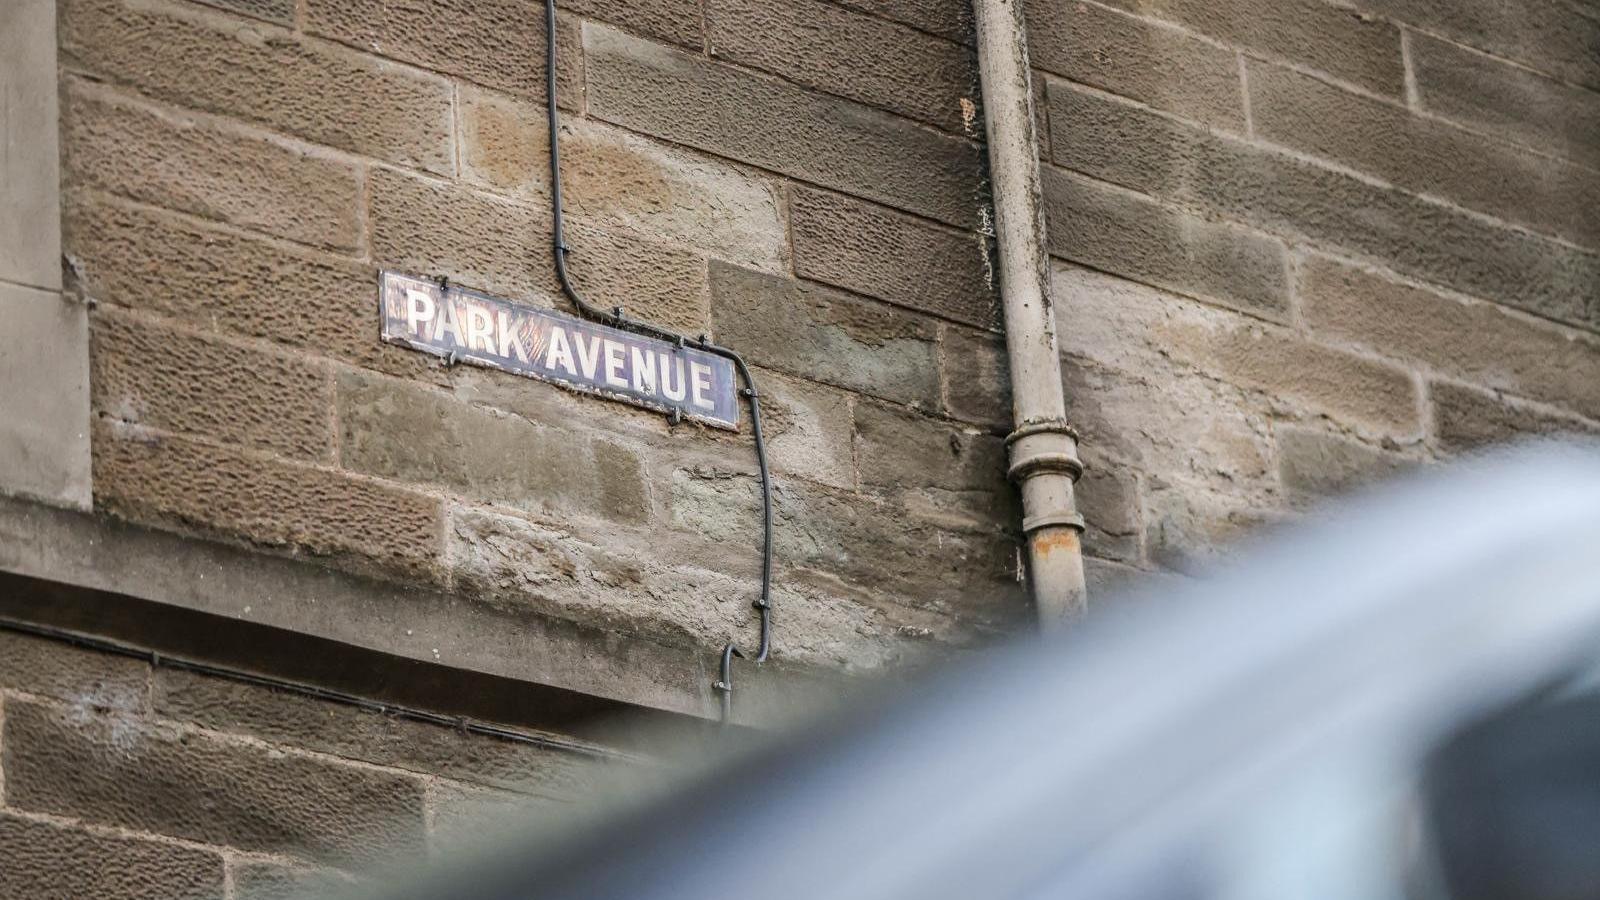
(380, 271), (739, 430)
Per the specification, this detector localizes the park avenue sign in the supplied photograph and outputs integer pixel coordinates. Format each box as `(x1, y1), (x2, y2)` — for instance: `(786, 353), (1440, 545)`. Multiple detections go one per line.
(379, 271), (740, 430)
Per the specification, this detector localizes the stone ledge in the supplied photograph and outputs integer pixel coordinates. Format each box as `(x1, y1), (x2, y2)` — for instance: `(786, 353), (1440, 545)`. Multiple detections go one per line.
(0, 494), (853, 730)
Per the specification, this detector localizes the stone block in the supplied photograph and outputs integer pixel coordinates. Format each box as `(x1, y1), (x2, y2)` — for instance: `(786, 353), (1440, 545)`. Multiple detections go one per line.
(1077, 462), (1142, 563)
(752, 369), (857, 490)
(563, 0), (704, 47)
(0, 812), (225, 900)
(665, 468), (1030, 627)
(1430, 380), (1599, 453)
(1249, 62), (1600, 251)
(93, 419), (444, 579)
(60, 0), (454, 173)
(940, 325), (1012, 431)
(834, 0), (972, 42)
(1027, 0), (1245, 130)
(706, 0), (975, 132)
(853, 400), (1006, 491)
(0, 630), (148, 712)
(1358, 0), (1600, 90)
(1276, 425), (1413, 502)
(92, 310), (334, 461)
(62, 81), (361, 252)
(232, 862), (357, 900)
(1092, 0), (1403, 96)
(1143, 477), (1280, 574)
(585, 23), (984, 228)
(369, 166), (713, 333)
(1301, 257), (1600, 421)
(1057, 264), (1419, 438)
(459, 88), (787, 273)
(791, 187), (999, 329)
(1050, 82), (1600, 327)
(306, 0), (582, 103)
(192, 0), (294, 22)
(710, 263), (944, 409)
(63, 196), (433, 380)
(1062, 354), (1275, 494)
(1411, 31), (1600, 166)
(2, 698), (427, 866)
(1042, 165), (1290, 319)
(337, 370), (650, 526)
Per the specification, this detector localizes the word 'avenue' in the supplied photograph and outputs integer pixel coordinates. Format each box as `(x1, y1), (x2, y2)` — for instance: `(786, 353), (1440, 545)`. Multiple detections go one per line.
(379, 271), (739, 429)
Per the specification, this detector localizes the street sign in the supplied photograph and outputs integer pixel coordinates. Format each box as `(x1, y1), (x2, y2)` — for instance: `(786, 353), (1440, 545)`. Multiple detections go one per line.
(379, 271), (740, 430)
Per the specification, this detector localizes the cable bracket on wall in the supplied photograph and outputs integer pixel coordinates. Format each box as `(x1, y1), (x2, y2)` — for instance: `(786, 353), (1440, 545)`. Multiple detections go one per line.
(544, 0), (773, 724)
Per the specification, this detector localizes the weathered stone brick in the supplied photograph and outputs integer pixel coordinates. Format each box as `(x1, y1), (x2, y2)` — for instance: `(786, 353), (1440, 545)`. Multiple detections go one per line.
(1076, 462), (1143, 563)
(232, 862), (357, 900)
(563, 0), (703, 48)
(460, 88), (787, 273)
(1410, 31), (1600, 166)
(1057, 264), (1419, 438)
(369, 167), (713, 333)
(1083, 555), (1181, 599)
(1249, 63), (1600, 251)
(941, 325), (1012, 431)
(307, 0), (582, 103)
(853, 399), (1016, 527)
(753, 370), (857, 490)
(1143, 476), (1282, 573)
(152, 667), (609, 798)
(791, 187), (998, 329)
(1041, 166), (1289, 319)
(707, 0), (975, 132)
(1050, 83), (1600, 327)
(338, 370), (650, 525)
(2, 699), (427, 866)
(1357, 0), (1600, 91)
(0, 630), (148, 711)
(709, 263), (943, 409)
(1301, 257), (1600, 421)
(93, 420), (443, 578)
(0, 812), (225, 900)
(62, 83), (360, 252)
(193, 0), (293, 22)
(449, 505), (973, 668)
(1027, 0), (1244, 130)
(1062, 354), (1275, 493)
(854, 400), (1006, 493)
(92, 311), (334, 462)
(834, 0), (971, 42)
(428, 781), (569, 857)
(64, 196), (433, 380)
(1431, 380), (1600, 453)
(1092, 0), (1403, 96)
(60, 0), (454, 174)
(666, 467), (1029, 627)
(586, 23), (984, 228)
(1277, 425), (1413, 502)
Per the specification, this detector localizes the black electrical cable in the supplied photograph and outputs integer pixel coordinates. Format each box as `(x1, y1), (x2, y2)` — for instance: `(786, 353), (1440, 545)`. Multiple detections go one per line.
(0, 617), (624, 761)
(544, 0), (772, 723)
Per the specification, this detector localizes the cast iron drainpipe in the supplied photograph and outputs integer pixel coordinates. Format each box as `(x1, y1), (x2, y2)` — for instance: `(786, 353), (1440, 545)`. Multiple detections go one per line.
(973, 0), (1089, 624)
